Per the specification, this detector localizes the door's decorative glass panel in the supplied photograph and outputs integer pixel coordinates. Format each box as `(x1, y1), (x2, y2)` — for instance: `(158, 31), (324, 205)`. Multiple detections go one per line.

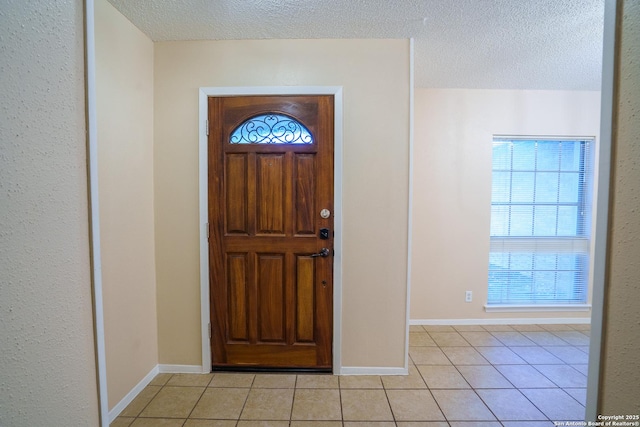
(230, 114), (313, 144)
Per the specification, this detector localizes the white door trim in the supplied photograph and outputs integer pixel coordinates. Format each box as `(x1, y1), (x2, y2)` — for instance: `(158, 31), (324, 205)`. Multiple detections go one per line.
(84, 0), (109, 425)
(198, 86), (344, 373)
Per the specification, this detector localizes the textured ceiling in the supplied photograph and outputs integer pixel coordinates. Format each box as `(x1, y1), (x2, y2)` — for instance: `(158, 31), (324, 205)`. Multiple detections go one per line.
(107, 0), (604, 90)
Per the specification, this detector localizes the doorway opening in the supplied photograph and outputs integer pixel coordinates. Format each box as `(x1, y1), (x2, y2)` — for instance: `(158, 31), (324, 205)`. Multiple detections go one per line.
(198, 87), (344, 373)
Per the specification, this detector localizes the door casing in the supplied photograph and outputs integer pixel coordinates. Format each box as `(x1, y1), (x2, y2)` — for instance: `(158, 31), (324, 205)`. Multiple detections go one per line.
(198, 86), (344, 373)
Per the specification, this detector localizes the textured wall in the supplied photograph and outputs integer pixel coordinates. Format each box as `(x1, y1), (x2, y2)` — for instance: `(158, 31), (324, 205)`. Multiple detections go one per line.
(599, 0), (640, 414)
(411, 89), (601, 321)
(96, 0), (158, 410)
(0, 1), (100, 425)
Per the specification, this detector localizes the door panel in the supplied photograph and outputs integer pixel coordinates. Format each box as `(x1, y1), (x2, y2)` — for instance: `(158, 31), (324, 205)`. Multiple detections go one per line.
(227, 253), (249, 342)
(257, 254), (285, 342)
(294, 155), (316, 235)
(256, 154), (286, 235)
(296, 256), (315, 342)
(225, 154), (249, 234)
(209, 95), (334, 370)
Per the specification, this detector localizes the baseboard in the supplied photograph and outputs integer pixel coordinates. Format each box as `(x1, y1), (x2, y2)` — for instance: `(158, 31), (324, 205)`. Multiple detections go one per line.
(108, 364), (208, 422)
(410, 318), (591, 325)
(158, 363), (408, 376)
(158, 364), (208, 373)
(338, 366), (408, 375)
(108, 365), (159, 423)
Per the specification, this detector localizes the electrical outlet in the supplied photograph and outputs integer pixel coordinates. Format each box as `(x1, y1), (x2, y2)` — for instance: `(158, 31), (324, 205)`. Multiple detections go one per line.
(465, 291), (473, 302)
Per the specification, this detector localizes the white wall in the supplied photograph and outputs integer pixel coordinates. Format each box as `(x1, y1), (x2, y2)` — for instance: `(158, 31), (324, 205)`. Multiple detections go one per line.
(411, 88), (601, 321)
(0, 1), (100, 425)
(95, 0), (158, 410)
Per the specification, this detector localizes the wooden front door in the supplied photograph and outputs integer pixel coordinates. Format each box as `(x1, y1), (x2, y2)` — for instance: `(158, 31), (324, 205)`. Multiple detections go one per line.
(208, 95), (334, 370)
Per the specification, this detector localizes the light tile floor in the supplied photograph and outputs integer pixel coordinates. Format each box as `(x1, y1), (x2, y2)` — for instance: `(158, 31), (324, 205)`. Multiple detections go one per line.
(112, 324), (590, 426)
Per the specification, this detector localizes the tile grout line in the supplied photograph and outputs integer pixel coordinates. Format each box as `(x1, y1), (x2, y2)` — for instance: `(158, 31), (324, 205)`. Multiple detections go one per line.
(529, 363), (589, 395)
(438, 347), (499, 423)
(113, 325), (591, 426)
(182, 373), (213, 422)
(477, 340), (583, 422)
(288, 375), (298, 425)
(337, 375), (344, 425)
(422, 332), (573, 424)
(239, 372), (257, 423)
(473, 339), (577, 422)
(131, 373), (173, 424)
(480, 338), (584, 422)
(416, 364), (450, 424)
(381, 373), (398, 425)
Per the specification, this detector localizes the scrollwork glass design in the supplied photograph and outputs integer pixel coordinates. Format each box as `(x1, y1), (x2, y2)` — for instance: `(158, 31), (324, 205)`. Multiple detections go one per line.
(230, 114), (313, 144)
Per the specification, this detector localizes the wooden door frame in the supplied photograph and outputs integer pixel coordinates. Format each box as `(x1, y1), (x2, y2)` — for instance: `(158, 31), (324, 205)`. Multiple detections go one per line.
(198, 86), (344, 374)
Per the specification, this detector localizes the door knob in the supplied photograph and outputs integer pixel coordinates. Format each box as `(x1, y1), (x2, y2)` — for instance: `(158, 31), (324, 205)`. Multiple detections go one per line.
(310, 248), (330, 258)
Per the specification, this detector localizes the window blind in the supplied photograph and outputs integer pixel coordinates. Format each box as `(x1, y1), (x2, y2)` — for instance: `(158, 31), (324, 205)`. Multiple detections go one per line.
(488, 138), (593, 305)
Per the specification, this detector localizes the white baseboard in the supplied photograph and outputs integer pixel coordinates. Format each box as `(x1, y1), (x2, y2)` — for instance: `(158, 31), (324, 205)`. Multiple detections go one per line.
(108, 365), (159, 423)
(108, 361), (411, 421)
(158, 364), (208, 374)
(108, 364), (208, 422)
(338, 366), (408, 375)
(410, 318), (591, 325)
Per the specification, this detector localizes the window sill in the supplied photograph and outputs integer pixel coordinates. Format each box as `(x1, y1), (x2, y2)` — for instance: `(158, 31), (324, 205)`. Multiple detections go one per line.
(484, 304), (592, 313)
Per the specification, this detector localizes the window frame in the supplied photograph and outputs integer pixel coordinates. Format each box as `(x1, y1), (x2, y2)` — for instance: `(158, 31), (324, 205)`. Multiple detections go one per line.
(486, 136), (595, 310)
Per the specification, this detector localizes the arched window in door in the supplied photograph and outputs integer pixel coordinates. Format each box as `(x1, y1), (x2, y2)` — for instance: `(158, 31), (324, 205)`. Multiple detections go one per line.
(230, 113), (313, 144)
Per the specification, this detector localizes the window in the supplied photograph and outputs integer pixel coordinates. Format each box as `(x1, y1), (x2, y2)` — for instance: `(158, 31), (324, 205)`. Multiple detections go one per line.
(488, 138), (593, 306)
(230, 113), (313, 144)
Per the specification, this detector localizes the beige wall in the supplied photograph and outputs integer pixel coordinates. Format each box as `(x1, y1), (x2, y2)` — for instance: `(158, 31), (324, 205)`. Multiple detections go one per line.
(599, 0), (640, 414)
(154, 39), (411, 368)
(2, 0), (638, 421)
(95, 0), (158, 410)
(0, 1), (99, 425)
(411, 89), (601, 321)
